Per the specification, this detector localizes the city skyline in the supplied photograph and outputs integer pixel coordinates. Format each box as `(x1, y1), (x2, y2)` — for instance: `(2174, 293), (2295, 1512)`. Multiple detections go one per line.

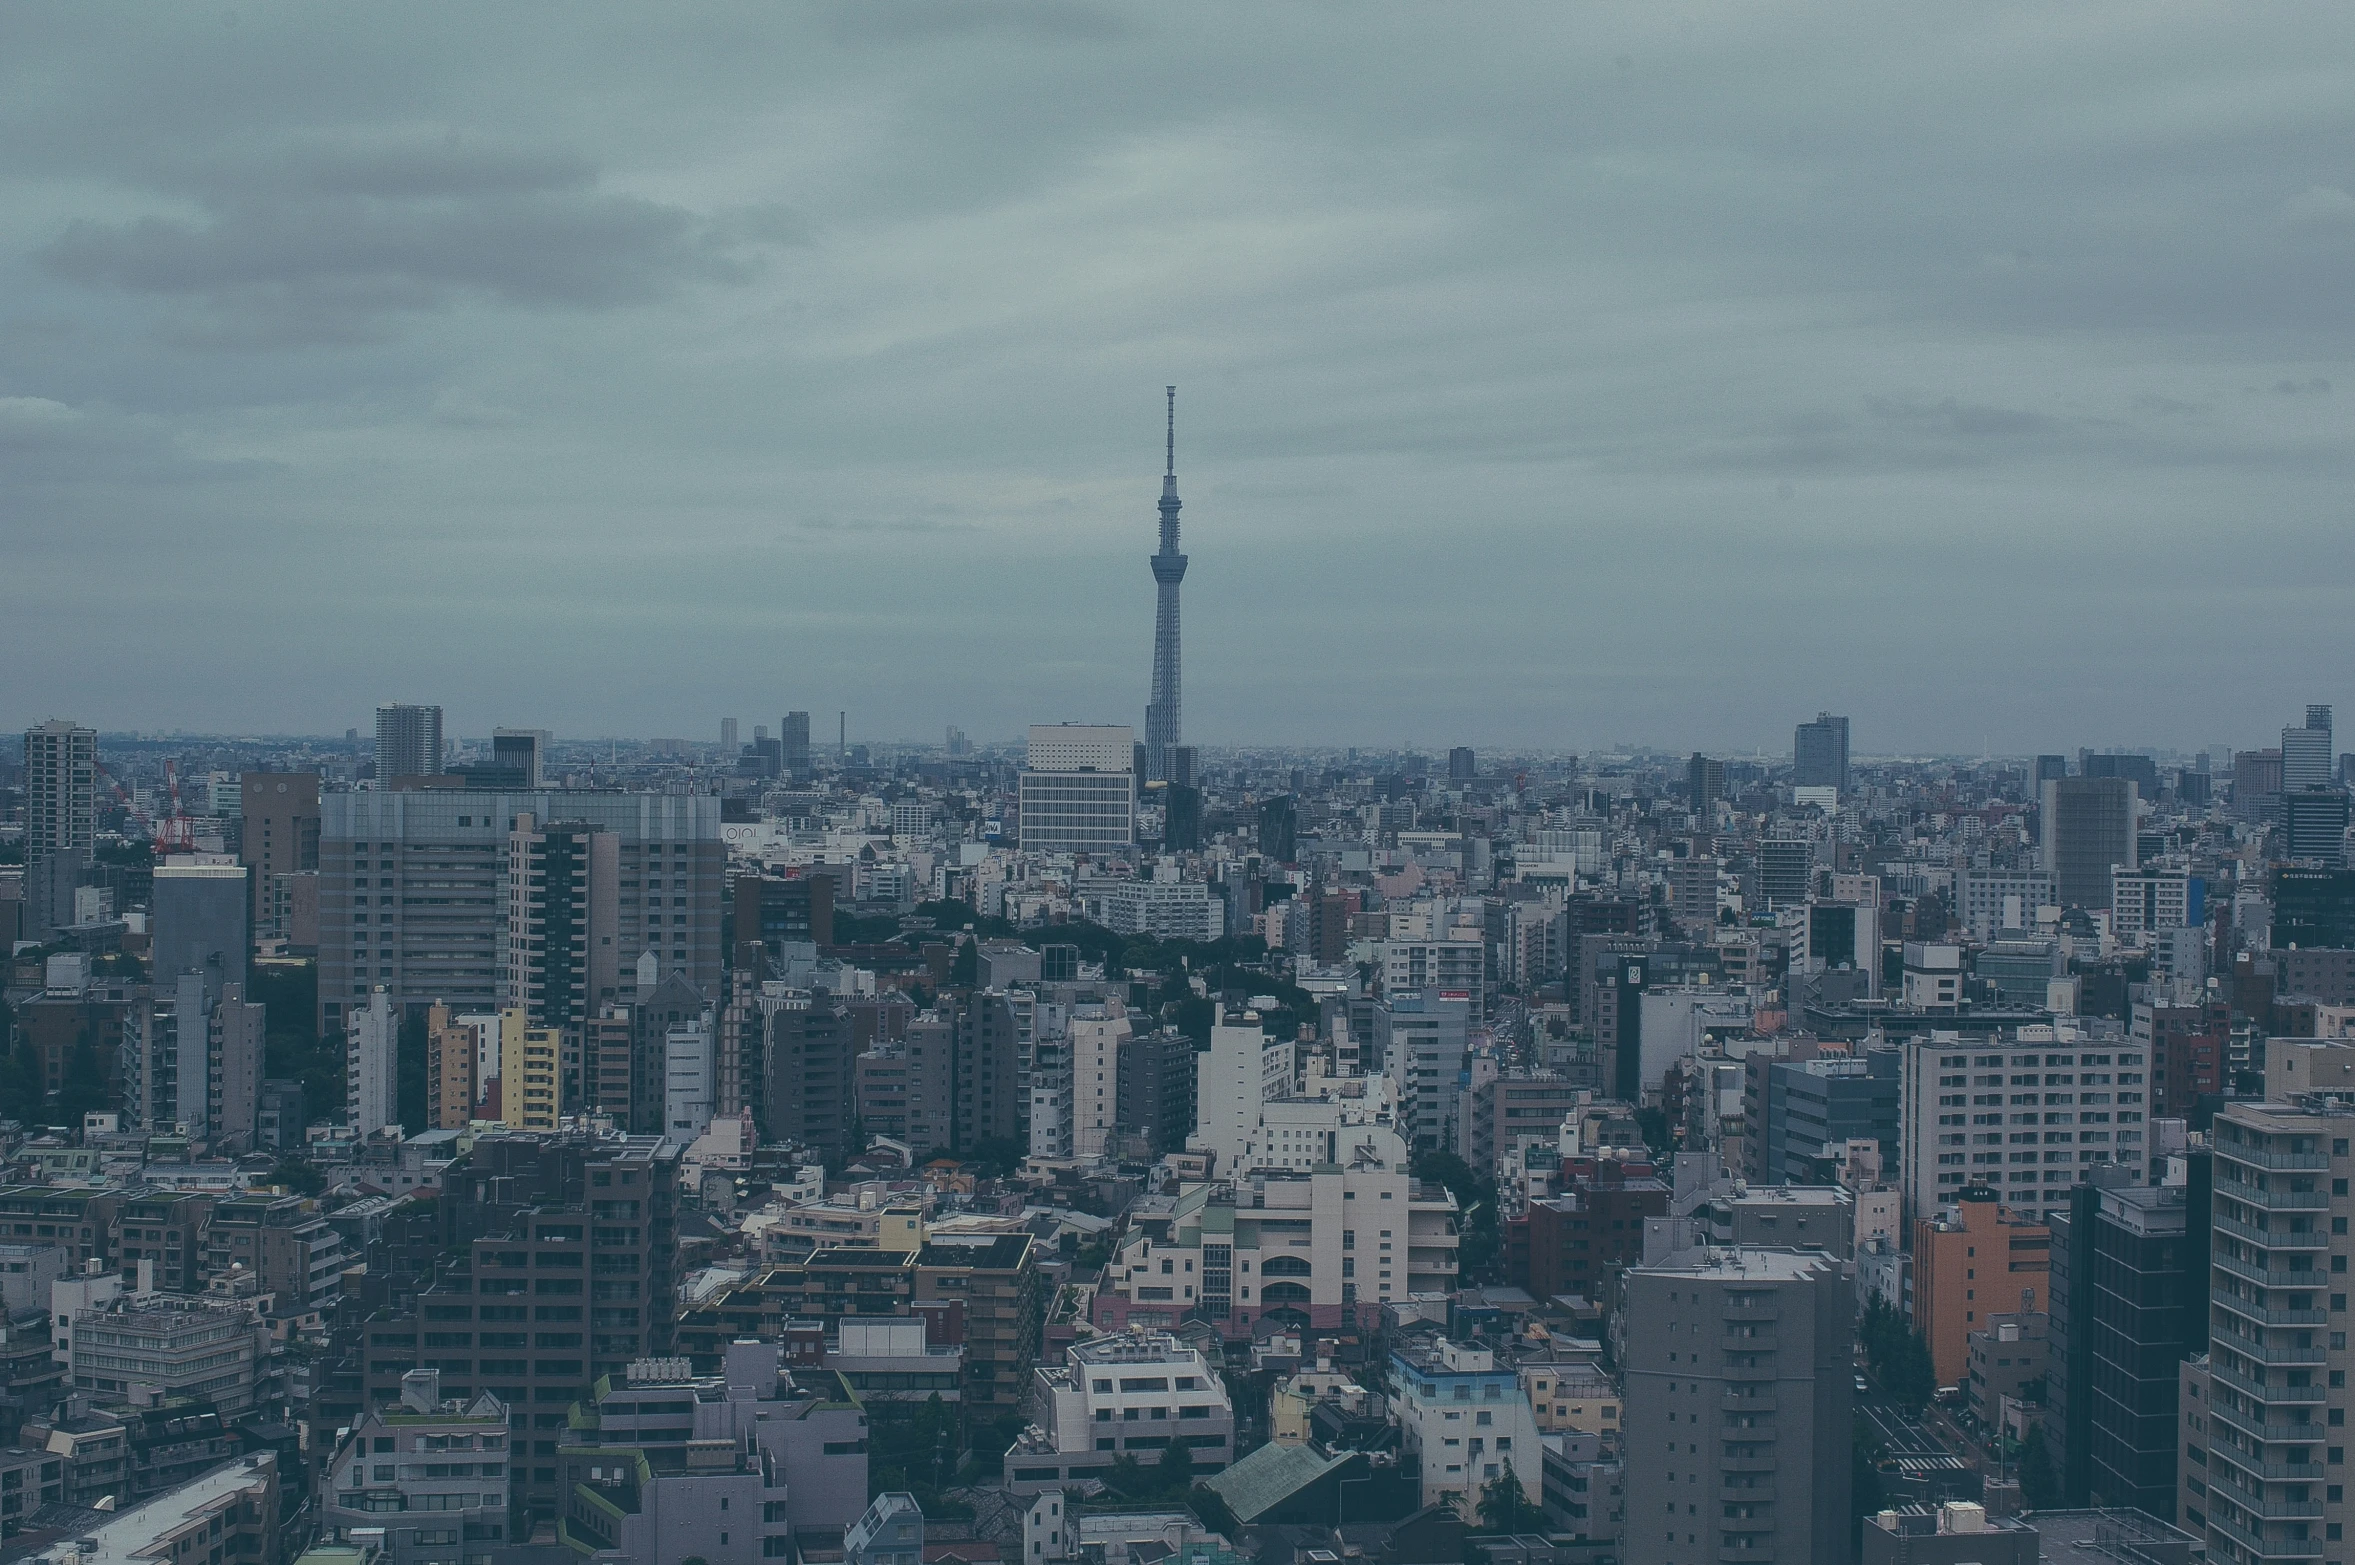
(6, 7), (2354, 748)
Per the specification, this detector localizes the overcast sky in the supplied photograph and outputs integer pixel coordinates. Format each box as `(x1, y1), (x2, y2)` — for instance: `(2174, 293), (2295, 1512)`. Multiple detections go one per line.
(5, 4), (2352, 755)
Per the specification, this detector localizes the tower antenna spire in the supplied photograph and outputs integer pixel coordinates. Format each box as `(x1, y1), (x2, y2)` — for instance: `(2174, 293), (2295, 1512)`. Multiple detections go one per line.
(1166, 385), (1176, 477)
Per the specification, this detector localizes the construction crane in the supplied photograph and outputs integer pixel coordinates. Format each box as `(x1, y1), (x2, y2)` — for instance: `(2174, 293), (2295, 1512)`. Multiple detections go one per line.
(154, 758), (196, 853)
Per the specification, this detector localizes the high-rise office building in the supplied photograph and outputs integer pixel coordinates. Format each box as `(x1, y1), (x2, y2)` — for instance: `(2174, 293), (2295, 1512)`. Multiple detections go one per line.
(1143, 387), (1187, 784)
(1017, 724), (1134, 853)
(1793, 712), (1850, 793)
(503, 815), (619, 1054)
(1620, 1247), (1853, 1565)
(2281, 786), (2350, 865)
(1756, 838), (1813, 910)
(720, 717), (738, 756)
(2041, 776), (2138, 911)
(238, 772), (319, 928)
(2034, 754), (2070, 787)
(22, 719), (96, 938)
(491, 727), (550, 789)
(1258, 795), (1297, 864)
(782, 711), (811, 777)
(317, 789), (723, 1037)
(2284, 705), (2335, 791)
(1686, 753), (1724, 811)
(150, 860), (249, 1003)
(2047, 1173), (2203, 1518)
(374, 703), (444, 780)
(347, 987), (399, 1133)
(2274, 866), (2355, 949)
(767, 1001), (858, 1165)
(1448, 746), (1477, 782)
(1897, 1027), (2154, 1227)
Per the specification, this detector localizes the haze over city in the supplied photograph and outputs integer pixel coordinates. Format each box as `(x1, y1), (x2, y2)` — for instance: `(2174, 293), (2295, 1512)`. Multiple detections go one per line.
(17, 10), (2355, 1565)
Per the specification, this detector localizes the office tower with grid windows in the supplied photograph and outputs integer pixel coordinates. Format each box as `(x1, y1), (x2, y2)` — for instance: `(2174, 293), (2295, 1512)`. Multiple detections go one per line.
(317, 790), (722, 1039)
(1017, 725), (1134, 853)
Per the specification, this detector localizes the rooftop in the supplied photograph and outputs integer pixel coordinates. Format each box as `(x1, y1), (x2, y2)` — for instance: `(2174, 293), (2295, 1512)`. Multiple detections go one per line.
(1633, 1245), (1839, 1281)
(17, 1455), (274, 1564)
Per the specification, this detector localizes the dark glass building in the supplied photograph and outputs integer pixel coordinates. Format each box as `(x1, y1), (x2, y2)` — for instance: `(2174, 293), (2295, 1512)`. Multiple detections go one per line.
(2048, 1163), (2207, 1518)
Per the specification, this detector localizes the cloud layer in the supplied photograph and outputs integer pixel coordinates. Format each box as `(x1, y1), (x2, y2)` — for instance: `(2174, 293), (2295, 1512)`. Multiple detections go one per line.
(3, 3), (2352, 752)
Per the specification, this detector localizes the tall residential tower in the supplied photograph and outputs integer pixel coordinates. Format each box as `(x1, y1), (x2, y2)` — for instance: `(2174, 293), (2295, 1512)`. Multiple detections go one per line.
(1144, 387), (1186, 783)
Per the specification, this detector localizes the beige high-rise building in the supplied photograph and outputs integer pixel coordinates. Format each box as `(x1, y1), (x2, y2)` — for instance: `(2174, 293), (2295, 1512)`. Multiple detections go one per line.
(1070, 1001), (1130, 1158)
(425, 1004), (479, 1130)
(238, 772), (319, 928)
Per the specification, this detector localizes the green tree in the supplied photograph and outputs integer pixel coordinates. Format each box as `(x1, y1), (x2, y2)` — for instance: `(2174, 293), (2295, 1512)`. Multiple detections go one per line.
(948, 937), (978, 989)
(1155, 1437), (1196, 1493)
(1105, 1453), (1149, 1498)
(270, 1158), (327, 1196)
(2018, 1422), (2058, 1510)
(1476, 1474), (1539, 1532)
(1851, 1426), (1887, 1550)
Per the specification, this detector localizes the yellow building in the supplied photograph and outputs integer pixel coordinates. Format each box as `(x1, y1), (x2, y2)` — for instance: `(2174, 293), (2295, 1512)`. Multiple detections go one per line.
(495, 1009), (560, 1130)
(1522, 1361), (1621, 1435)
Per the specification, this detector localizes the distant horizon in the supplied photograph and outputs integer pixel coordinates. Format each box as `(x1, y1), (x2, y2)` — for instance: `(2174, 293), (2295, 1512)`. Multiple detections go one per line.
(6, 720), (2285, 769)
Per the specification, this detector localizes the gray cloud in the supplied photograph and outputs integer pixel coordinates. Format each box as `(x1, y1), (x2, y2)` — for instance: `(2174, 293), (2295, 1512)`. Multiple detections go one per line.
(2, 3), (2353, 751)
(35, 128), (797, 347)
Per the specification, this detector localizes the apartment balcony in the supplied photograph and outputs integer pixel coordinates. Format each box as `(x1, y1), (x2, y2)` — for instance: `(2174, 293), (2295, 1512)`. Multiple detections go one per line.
(2214, 1337), (2330, 1367)
(2205, 1470), (2324, 1520)
(2209, 1443), (2326, 1483)
(2212, 1293), (2329, 1328)
(2209, 1362), (2327, 1403)
(2213, 1253), (2328, 1290)
(2217, 1148), (2332, 1172)
(2206, 1509), (2323, 1560)
(2208, 1401), (2332, 1445)
(2216, 1216), (2328, 1251)
(2216, 1177), (2333, 1211)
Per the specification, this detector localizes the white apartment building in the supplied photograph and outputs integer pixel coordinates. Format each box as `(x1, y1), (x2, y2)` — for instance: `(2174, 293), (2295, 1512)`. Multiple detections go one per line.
(347, 986), (398, 1134)
(1955, 869), (2058, 941)
(1384, 900), (1488, 1023)
(1194, 1017), (1296, 1176)
(1240, 1085), (1401, 1173)
(1070, 1004), (1130, 1159)
(1389, 1338), (1542, 1509)
(1899, 1025), (2153, 1226)
(1029, 1070), (1075, 1162)
(1093, 1149), (1461, 1338)
(1381, 990), (1473, 1155)
(323, 1370), (512, 1565)
(1004, 1330), (1234, 1492)
(665, 1014), (716, 1142)
(2111, 865), (2193, 946)
(1100, 876), (1225, 942)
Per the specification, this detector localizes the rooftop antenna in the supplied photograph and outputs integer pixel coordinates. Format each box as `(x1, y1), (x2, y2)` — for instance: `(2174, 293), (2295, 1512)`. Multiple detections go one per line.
(1166, 385), (1176, 477)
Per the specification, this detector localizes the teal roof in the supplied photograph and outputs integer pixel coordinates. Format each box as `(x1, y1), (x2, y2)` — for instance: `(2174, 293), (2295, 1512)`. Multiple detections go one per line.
(1203, 1441), (1352, 1522)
